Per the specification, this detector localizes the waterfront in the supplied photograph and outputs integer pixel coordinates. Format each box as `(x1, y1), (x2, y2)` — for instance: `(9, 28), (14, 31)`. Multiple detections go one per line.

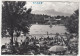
(1, 25), (68, 46)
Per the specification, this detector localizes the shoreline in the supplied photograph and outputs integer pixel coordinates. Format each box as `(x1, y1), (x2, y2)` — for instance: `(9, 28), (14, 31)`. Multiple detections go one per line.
(31, 24), (64, 26)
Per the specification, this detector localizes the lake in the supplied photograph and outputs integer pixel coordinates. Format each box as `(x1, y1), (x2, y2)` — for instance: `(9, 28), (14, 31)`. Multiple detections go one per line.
(1, 24), (68, 46)
(29, 24), (67, 34)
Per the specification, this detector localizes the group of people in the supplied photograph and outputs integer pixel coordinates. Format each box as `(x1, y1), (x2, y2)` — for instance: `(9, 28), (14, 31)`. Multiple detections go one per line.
(1, 33), (78, 55)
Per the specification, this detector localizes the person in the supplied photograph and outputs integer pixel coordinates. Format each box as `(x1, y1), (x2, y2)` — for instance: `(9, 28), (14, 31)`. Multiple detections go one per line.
(33, 41), (36, 45)
(20, 40), (23, 46)
(51, 37), (53, 40)
(10, 39), (12, 45)
(48, 52), (51, 55)
(39, 37), (43, 41)
(47, 31), (49, 35)
(70, 34), (74, 39)
(47, 36), (50, 40)
(35, 36), (36, 40)
(15, 41), (19, 47)
(24, 37), (29, 45)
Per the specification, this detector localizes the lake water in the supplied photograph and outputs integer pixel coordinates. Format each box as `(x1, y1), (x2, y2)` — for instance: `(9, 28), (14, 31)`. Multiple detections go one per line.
(1, 24), (68, 46)
(29, 24), (67, 34)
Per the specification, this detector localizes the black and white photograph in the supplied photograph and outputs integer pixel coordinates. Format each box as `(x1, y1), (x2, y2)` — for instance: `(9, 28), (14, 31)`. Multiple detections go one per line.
(1, 1), (79, 55)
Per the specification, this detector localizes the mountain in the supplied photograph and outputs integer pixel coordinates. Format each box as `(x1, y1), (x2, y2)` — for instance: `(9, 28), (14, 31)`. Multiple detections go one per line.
(31, 9), (72, 16)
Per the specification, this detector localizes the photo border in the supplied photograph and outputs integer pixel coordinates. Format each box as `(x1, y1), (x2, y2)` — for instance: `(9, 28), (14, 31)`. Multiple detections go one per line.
(0, 0), (79, 56)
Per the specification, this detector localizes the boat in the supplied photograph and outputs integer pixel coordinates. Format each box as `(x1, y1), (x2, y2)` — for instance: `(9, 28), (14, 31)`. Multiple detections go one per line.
(50, 22), (52, 28)
(36, 22), (38, 24)
(49, 20), (52, 28)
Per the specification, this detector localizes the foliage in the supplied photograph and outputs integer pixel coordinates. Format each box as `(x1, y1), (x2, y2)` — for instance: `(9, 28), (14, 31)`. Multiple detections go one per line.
(65, 9), (79, 34)
(2, 1), (32, 44)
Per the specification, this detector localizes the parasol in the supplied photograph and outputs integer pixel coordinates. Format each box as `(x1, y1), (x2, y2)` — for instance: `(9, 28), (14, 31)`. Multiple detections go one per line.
(48, 45), (67, 52)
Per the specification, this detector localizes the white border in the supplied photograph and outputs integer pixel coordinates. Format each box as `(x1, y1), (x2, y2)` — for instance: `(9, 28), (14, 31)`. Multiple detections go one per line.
(0, 0), (80, 56)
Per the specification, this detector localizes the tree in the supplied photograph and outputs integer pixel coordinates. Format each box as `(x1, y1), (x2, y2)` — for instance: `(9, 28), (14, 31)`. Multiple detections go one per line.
(2, 1), (32, 45)
(65, 9), (79, 34)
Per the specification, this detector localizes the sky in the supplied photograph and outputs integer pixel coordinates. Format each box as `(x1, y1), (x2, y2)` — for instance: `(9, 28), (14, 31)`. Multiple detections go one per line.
(25, 2), (79, 16)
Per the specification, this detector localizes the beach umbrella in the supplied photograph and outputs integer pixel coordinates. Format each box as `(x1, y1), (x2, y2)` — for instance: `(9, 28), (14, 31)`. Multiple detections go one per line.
(36, 44), (40, 47)
(48, 45), (66, 52)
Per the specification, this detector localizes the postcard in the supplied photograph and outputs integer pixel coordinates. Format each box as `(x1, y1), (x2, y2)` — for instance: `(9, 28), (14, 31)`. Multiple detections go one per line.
(1, 0), (79, 56)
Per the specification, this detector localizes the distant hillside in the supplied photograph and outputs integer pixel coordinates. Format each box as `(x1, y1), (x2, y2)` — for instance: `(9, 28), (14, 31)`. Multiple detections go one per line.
(28, 14), (68, 25)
